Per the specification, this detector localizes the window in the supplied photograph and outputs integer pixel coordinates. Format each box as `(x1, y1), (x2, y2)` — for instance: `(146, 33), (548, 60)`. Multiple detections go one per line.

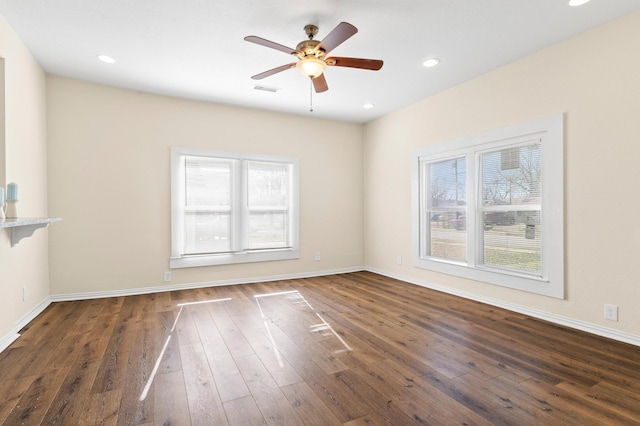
(171, 147), (299, 268)
(412, 114), (564, 298)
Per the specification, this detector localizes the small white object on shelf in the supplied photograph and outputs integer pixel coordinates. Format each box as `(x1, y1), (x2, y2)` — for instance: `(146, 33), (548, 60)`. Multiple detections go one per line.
(5, 183), (18, 218)
(5, 200), (18, 219)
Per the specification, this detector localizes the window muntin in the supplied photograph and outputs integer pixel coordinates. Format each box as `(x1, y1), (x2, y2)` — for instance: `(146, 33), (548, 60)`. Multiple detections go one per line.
(171, 148), (299, 268)
(412, 114), (564, 298)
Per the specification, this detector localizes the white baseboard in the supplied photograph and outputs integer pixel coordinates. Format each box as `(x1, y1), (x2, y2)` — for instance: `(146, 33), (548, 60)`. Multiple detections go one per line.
(50, 266), (364, 302)
(0, 297), (52, 353)
(0, 333), (21, 354)
(365, 266), (640, 348)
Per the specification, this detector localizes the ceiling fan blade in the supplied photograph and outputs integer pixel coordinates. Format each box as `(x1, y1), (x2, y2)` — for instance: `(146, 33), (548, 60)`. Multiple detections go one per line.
(325, 57), (384, 71)
(318, 22), (357, 54)
(251, 63), (297, 80)
(244, 36), (297, 55)
(312, 74), (328, 93)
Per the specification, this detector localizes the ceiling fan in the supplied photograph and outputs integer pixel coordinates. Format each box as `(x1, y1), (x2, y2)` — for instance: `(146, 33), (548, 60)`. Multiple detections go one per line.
(244, 22), (383, 93)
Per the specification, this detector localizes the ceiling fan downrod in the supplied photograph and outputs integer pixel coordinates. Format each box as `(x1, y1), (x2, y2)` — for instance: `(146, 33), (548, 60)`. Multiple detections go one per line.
(304, 24), (319, 40)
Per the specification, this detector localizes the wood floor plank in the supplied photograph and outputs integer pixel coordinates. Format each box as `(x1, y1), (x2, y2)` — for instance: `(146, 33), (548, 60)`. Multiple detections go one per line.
(229, 312), (303, 388)
(156, 311), (183, 376)
(2, 366), (70, 425)
(235, 353), (303, 425)
(90, 297), (139, 395)
(40, 334), (104, 424)
(153, 370), (192, 425)
(82, 389), (121, 426)
(578, 381), (640, 422)
(207, 292), (256, 359)
(178, 307), (228, 426)
(280, 381), (342, 426)
(360, 358), (493, 426)
(251, 289), (351, 375)
(191, 301), (251, 403)
(552, 382), (640, 424)
(1, 301), (87, 382)
(115, 327), (157, 426)
(0, 375), (38, 423)
(253, 317), (371, 422)
(223, 395), (266, 426)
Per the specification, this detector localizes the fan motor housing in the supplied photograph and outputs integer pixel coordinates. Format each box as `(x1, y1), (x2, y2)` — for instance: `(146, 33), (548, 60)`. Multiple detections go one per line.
(296, 40), (325, 59)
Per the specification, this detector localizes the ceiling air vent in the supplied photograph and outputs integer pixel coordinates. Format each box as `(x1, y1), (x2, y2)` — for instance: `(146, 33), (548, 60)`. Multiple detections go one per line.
(254, 85), (279, 93)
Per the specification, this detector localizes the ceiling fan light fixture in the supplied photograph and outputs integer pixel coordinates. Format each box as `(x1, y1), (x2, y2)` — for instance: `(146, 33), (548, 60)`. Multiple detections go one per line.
(297, 57), (326, 78)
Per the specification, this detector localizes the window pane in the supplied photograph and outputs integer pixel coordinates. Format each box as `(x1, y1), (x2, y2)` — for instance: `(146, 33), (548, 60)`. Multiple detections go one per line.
(248, 161), (290, 207)
(247, 161), (290, 249)
(424, 157), (467, 262)
(185, 157), (231, 207)
(184, 212), (230, 254)
(483, 211), (541, 274)
(482, 144), (541, 206)
(248, 212), (288, 249)
(430, 214), (467, 262)
(430, 158), (466, 208)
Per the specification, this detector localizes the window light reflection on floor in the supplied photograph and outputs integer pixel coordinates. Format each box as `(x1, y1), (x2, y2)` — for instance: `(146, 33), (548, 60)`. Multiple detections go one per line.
(139, 298), (231, 402)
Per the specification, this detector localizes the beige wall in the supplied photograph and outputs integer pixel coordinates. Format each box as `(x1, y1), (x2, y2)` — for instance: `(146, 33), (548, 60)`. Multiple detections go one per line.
(46, 77), (364, 295)
(364, 11), (640, 336)
(0, 17), (50, 343)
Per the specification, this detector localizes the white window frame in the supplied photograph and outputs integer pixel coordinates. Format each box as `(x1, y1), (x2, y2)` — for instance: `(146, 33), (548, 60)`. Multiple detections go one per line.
(170, 147), (300, 268)
(412, 114), (564, 298)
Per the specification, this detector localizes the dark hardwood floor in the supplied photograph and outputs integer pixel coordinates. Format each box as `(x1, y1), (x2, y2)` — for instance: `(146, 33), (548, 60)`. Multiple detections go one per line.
(1, 271), (639, 425)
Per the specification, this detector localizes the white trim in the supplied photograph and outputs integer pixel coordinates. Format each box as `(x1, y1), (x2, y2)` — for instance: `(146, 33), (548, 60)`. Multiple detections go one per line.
(0, 297), (52, 353)
(0, 333), (20, 354)
(365, 266), (640, 348)
(170, 249), (300, 269)
(49, 266), (363, 302)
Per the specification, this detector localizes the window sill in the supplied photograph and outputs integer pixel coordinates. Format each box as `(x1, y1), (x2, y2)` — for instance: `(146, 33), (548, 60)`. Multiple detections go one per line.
(170, 248), (300, 269)
(413, 256), (562, 299)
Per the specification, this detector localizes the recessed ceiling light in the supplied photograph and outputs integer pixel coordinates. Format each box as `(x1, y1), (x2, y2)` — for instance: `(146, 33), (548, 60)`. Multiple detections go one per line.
(568, 0), (590, 6)
(97, 54), (115, 64)
(363, 103), (374, 109)
(422, 58), (441, 68)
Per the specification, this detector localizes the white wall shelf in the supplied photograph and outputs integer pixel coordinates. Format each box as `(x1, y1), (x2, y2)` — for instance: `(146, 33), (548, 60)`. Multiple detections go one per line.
(0, 217), (62, 247)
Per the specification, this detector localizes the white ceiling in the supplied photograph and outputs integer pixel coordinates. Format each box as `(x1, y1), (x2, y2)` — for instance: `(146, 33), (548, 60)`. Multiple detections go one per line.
(1, 0), (639, 123)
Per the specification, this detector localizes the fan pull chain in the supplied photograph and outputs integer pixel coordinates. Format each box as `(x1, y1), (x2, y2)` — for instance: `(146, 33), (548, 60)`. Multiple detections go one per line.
(309, 78), (314, 112)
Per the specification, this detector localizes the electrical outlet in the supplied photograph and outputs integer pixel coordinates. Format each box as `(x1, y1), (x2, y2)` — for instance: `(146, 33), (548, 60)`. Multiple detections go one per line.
(164, 272), (172, 282)
(315, 252), (321, 261)
(23, 287), (27, 302)
(604, 304), (618, 321)
(396, 255), (402, 265)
